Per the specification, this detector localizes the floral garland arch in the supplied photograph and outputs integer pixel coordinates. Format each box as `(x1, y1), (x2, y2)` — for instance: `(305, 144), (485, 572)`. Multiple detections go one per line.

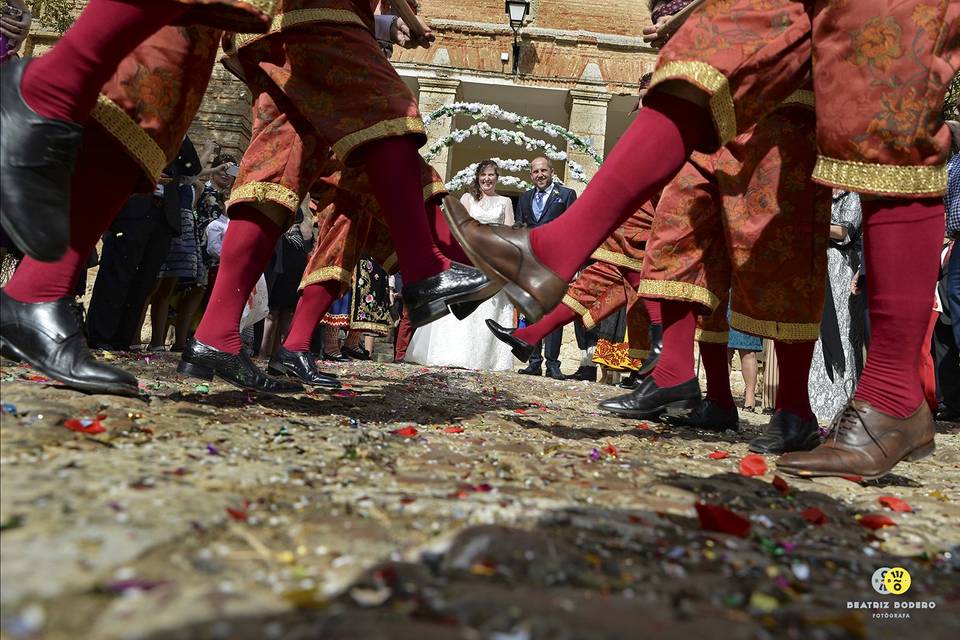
(424, 102), (604, 165)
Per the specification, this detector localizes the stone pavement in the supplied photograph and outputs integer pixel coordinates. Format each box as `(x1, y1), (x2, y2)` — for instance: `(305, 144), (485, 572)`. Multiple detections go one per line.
(1, 353), (958, 639)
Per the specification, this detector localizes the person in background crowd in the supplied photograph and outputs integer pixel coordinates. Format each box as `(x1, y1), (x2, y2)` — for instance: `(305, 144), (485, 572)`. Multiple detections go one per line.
(808, 191), (866, 423)
(262, 205), (314, 358)
(0, 0), (30, 63)
(946, 120), (960, 349)
(86, 137), (200, 351)
(341, 253), (393, 360)
(513, 157), (579, 379)
(728, 321), (761, 413)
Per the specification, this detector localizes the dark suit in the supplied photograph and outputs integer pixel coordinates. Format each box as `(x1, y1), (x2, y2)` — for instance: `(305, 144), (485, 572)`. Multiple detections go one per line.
(87, 138), (198, 348)
(515, 183), (588, 373)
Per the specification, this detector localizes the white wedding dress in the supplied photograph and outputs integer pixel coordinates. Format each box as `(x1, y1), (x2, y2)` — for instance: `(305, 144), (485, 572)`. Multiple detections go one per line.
(405, 193), (517, 371)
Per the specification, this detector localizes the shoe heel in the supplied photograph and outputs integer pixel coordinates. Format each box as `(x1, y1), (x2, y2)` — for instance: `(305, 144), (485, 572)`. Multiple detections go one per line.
(177, 359), (214, 380)
(0, 338), (23, 363)
(905, 441), (935, 462)
(409, 300), (449, 328)
(503, 283), (545, 323)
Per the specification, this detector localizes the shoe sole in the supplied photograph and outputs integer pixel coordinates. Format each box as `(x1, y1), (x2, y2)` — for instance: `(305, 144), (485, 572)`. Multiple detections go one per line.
(777, 440), (936, 480)
(440, 203), (546, 323)
(176, 358), (302, 394)
(748, 433), (820, 455)
(267, 363), (341, 389)
(0, 336), (139, 397)
(600, 397), (700, 420)
(409, 278), (501, 329)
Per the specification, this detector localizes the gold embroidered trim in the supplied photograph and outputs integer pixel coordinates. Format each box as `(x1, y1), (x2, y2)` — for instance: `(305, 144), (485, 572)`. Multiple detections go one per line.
(637, 280), (719, 310)
(695, 328), (729, 344)
(423, 181), (448, 203)
(229, 181), (302, 213)
(590, 248), (644, 272)
(562, 294), (595, 329)
(780, 89), (815, 110)
(90, 95), (167, 183)
(350, 321), (390, 333)
(729, 311), (820, 341)
(235, 8), (366, 48)
(812, 156), (947, 197)
(333, 117), (426, 163)
(382, 253), (398, 273)
(651, 60), (736, 147)
(299, 266), (352, 291)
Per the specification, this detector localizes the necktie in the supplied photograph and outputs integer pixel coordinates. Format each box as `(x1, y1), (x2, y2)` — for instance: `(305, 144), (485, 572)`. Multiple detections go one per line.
(534, 189), (546, 222)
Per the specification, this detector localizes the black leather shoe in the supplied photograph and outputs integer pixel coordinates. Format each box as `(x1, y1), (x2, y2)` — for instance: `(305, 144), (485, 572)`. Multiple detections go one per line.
(619, 371), (642, 389)
(663, 399), (740, 432)
(599, 376), (700, 419)
(545, 366), (566, 381)
(517, 364), (542, 376)
(178, 337), (304, 393)
(485, 319), (535, 362)
(1, 58), (83, 262)
(635, 323), (662, 378)
(567, 365), (597, 382)
(268, 347), (341, 389)
(404, 263), (498, 328)
(340, 345), (371, 361)
(449, 298), (484, 321)
(749, 410), (821, 454)
(0, 291), (139, 396)
(321, 351), (349, 362)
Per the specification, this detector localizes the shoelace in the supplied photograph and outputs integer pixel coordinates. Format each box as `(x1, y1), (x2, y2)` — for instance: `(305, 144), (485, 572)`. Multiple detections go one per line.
(827, 402), (887, 456)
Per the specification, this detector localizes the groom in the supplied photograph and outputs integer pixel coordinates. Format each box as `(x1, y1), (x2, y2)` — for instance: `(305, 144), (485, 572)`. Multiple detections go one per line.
(515, 157), (581, 379)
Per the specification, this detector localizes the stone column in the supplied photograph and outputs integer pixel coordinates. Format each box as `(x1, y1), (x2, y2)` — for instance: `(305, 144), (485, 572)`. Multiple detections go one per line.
(417, 76), (461, 181)
(565, 88), (611, 195)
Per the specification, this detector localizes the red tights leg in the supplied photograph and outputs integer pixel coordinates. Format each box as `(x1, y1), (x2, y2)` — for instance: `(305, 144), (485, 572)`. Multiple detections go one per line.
(282, 280), (340, 352)
(651, 300), (697, 388)
(854, 198), (944, 417)
(362, 136), (450, 284)
(193, 205), (284, 354)
(427, 200), (471, 264)
(530, 94), (708, 281)
(514, 304), (576, 345)
(698, 341), (734, 409)
(774, 340), (815, 421)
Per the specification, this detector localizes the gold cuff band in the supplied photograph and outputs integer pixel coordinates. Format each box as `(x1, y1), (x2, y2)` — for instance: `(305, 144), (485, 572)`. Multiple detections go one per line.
(590, 247), (644, 272)
(729, 311), (819, 341)
(812, 156), (947, 197)
(651, 60), (736, 148)
(637, 279), (719, 310)
(91, 95), (166, 185)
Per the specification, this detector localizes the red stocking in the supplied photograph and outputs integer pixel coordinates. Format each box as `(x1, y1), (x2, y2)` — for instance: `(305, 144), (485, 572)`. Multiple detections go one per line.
(514, 303), (576, 345)
(698, 341), (734, 409)
(427, 199), (471, 264)
(774, 340), (815, 420)
(651, 300), (697, 388)
(282, 280), (340, 352)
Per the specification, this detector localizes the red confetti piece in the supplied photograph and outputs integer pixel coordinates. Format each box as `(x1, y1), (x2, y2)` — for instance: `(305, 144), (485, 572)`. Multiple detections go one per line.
(225, 500), (250, 522)
(842, 475), (863, 483)
(443, 426), (465, 434)
(514, 409), (526, 414)
(399, 496), (416, 504)
(391, 426), (418, 437)
(801, 507), (828, 525)
(64, 418), (106, 435)
(708, 450), (729, 460)
(635, 423), (651, 430)
(27, 375), (49, 383)
(603, 445), (619, 458)
(771, 475), (790, 494)
(878, 496), (913, 513)
(694, 502), (751, 538)
(859, 514), (896, 530)
(739, 454), (768, 477)
(333, 390), (358, 398)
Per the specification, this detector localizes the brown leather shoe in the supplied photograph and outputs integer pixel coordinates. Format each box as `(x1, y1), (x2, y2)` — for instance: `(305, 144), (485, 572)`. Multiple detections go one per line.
(776, 399), (935, 480)
(441, 195), (566, 323)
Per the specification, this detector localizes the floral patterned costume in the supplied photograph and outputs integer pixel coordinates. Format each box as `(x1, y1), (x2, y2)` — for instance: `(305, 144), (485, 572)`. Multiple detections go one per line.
(651, 0), (960, 197)
(227, 0), (427, 228)
(639, 99), (831, 343)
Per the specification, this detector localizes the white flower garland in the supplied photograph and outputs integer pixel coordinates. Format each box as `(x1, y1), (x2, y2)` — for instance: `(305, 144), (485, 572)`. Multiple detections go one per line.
(424, 102), (604, 165)
(444, 157), (589, 192)
(423, 122), (589, 184)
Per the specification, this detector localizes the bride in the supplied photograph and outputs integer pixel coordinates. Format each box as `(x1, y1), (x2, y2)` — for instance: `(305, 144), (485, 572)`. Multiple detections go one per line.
(406, 160), (516, 370)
